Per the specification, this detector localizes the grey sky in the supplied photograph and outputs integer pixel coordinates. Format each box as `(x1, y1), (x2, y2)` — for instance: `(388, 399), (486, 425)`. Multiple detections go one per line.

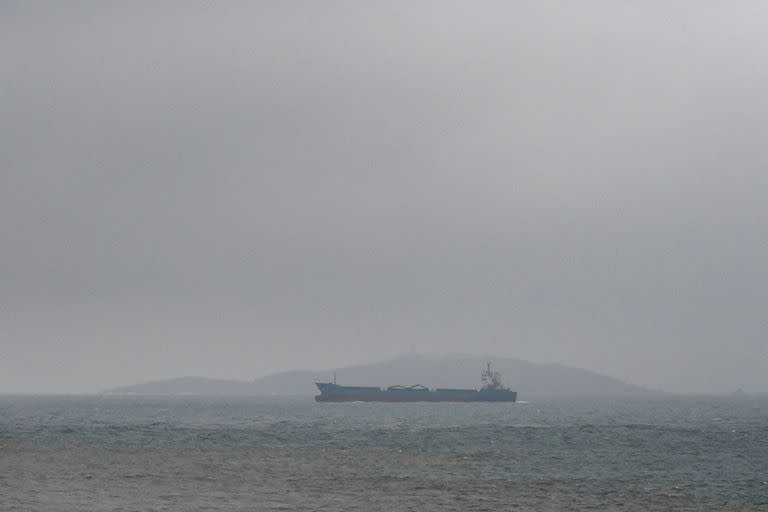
(2, 1), (767, 393)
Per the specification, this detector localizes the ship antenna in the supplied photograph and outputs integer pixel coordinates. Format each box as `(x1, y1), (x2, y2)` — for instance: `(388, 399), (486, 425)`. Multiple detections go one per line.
(333, 372), (336, 385)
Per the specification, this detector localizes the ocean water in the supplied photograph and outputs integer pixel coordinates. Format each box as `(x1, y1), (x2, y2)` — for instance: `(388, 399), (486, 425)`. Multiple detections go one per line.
(1, 395), (766, 511)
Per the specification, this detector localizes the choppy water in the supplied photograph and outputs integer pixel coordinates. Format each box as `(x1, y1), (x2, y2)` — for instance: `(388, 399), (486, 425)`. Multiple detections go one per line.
(1, 394), (766, 511)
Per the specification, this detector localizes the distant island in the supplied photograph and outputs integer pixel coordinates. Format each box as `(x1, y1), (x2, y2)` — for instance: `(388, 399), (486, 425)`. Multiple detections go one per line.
(106, 354), (650, 396)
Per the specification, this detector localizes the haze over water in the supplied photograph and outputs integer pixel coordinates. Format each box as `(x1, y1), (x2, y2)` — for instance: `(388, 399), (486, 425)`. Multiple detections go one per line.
(2, 394), (767, 511)
(3, 1), (768, 510)
(3, 1), (768, 395)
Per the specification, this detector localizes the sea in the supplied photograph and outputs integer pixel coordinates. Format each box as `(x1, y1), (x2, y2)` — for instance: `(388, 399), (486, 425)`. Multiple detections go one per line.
(1, 394), (766, 511)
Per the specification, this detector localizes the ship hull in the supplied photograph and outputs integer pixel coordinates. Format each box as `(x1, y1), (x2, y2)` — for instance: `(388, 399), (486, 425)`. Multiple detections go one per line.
(314, 383), (517, 403)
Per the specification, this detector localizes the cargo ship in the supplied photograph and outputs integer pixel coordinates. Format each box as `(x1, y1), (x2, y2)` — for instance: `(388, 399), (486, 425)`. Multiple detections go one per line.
(315, 362), (517, 402)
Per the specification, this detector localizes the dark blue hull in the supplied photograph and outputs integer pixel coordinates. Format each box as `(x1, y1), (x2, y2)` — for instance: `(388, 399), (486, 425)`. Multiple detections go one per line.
(315, 383), (517, 402)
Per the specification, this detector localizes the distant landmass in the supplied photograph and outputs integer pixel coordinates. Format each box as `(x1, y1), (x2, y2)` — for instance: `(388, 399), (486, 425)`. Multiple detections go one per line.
(107, 354), (649, 395)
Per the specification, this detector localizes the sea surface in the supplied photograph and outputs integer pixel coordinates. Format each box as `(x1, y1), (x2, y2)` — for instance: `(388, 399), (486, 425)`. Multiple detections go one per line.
(1, 394), (766, 511)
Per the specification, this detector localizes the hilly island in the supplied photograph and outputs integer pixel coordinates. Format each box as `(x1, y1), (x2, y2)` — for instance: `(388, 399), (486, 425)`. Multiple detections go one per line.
(107, 355), (649, 396)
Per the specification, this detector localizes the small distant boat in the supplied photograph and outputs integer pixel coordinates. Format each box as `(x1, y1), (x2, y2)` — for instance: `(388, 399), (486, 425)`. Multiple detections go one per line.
(314, 362), (517, 402)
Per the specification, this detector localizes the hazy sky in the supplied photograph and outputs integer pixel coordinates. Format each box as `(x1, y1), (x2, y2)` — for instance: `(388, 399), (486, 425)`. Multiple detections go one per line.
(2, 1), (767, 393)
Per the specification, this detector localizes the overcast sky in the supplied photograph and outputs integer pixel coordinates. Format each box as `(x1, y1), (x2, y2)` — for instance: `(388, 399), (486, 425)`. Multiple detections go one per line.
(2, 1), (767, 393)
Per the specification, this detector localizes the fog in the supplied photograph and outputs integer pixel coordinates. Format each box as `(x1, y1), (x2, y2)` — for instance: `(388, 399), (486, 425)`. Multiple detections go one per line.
(2, 1), (767, 393)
